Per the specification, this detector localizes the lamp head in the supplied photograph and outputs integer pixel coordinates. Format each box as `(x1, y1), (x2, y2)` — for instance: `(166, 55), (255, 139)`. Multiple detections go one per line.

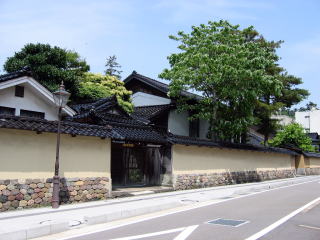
(53, 81), (70, 108)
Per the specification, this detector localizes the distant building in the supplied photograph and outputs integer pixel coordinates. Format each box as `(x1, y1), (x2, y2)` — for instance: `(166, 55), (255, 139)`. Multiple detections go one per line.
(272, 114), (294, 126)
(295, 108), (320, 134)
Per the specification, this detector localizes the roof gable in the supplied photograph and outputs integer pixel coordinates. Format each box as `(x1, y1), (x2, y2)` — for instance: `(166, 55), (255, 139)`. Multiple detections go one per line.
(124, 71), (201, 100)
(0, 71), (76, 116)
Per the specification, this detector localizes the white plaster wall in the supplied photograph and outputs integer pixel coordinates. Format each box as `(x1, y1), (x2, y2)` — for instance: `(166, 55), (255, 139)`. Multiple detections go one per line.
(295, 110), (320, 134)
(132, 92), (171, 106)
(0, 84), (58, 120)
(168, 110), (189, 136)
(272, 114), (293, 126)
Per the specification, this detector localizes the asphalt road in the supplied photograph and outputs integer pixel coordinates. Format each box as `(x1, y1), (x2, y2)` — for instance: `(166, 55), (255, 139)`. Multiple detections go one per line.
(58, 180), (320, 240)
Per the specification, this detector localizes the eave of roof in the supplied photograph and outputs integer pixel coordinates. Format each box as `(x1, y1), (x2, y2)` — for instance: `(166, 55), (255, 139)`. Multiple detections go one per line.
(168, 134), (297, 155)
(132, 104), (173, 120)
(124, 71), (201, 100)
(0, 115), (122, 139)
(302, 151), (320, 158)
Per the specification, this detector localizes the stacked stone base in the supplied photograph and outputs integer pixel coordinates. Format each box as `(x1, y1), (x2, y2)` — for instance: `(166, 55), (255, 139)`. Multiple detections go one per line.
(305, 168), (320, 175)
(0, 177), (110, 212)
(174, 169), (296, 190)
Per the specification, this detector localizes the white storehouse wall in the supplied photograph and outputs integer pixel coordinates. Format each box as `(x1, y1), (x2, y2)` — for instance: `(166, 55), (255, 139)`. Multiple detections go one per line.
(132, 92), (171, 107)
(0, 85), (58, 120)
(295, 109), (320, 134)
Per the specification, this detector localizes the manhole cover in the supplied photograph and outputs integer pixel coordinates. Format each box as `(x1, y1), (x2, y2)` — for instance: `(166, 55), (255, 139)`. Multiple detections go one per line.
(207, 218), (249, 227)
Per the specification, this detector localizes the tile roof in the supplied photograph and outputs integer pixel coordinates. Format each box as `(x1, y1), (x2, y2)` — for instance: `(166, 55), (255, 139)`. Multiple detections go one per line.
(124, 71), (201, 99)
(71, 96), (117, 114)
(168, 134), (297, 155)
(70, 97), (167, 143)
(132, 104), (172, 120)
(0, 68), (31, 83)
(302, 151), (320, 158)
(0, 115), (122, 139)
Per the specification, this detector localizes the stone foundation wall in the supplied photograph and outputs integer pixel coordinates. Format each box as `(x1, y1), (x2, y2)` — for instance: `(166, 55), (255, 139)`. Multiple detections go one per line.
(0, 177), (110, 212)
(305, 168), (320, 175)
(173, 169), (296, 190)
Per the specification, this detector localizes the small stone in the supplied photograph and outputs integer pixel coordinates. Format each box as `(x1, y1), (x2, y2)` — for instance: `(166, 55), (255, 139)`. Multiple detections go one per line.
(34, 188), (41, 193)
(45, 183), (51, 188)
(20, 189), (27, 195)
(8, 195), (16, 201)
(11, 189), (20, 195)
(45, 193), (52, 198)
(3, 201), (11, 209)
(37, 183), (44, 188)
(42, 188), (48, 193)
(11, 200), (19, 208)
(86, 194), (92, 200)
(30, 184), (37, 189)
(24, 195), (31, 201)
(34, 198), (42, 204)
(74, 181), (84, 186)
(15, 193), (24, 201)
(0, 185), (6, 191)
(100, 180), (108, 185)
(74, 195), (81, 201)
(70, 190), (77, 196)
(2, 190), (10, 196)
(27, 188), (34, 194)
(27, 199), (34, 206)
(38, 192), (45, 198)
(18, 179), (26, 184)
(7, 184), (15, 190)
(31, 193), (38, 199)
(19, 200), (28, 207)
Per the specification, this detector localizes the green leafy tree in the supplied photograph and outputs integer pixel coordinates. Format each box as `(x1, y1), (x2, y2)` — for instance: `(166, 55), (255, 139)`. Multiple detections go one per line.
(3, 43), (90, 100)
(159, 20), (281, 142)
(268, 123), (315, 152)
(105, 55), (122, 79)
(78, 73), (133, 112)
(298, 101), (318, 111)
(256, 64), (309, 145)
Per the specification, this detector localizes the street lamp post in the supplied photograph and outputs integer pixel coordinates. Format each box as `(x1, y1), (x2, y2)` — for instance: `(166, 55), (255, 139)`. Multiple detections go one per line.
(52, 82), (70, 209)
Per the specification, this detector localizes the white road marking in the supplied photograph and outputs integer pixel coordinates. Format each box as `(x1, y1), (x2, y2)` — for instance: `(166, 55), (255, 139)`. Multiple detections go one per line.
(173, 225), (198, 240)
(298, 224), (320, 231)
(109, 225), (198, 240)
(43, 178), (320, 240)
(302, 198), (320, 213)
(245, 197), (320, 240)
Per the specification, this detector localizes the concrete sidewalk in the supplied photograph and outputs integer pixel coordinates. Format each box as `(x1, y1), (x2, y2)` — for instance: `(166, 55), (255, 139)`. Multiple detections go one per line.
(0, 175), (319, 240)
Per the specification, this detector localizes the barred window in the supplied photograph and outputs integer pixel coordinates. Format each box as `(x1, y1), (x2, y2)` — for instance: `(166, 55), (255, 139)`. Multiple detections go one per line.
(20, 109), (45, 119)
(0, 106), (15, 115)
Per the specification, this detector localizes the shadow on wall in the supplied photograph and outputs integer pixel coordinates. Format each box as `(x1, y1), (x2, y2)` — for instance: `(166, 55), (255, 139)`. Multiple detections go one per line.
(59, 178), (70, 204)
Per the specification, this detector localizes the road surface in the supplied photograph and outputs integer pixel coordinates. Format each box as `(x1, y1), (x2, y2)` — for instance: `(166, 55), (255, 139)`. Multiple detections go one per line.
(42, 180), (320, 240)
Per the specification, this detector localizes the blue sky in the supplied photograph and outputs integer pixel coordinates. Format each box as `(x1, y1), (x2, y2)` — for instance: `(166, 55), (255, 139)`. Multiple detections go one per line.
(0, 0), (319, 107)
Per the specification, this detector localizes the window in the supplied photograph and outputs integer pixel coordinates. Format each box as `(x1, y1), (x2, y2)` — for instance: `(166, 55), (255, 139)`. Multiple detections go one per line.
(20, 109), (45, 119)
(15, 86), (24, 97)
(189, 118), (199, 138)
(0, 106), (15, 115)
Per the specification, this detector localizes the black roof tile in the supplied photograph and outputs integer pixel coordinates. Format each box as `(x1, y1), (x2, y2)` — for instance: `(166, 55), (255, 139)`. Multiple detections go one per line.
(124, 71), (201, 99)
(168, 134), (297, 155)
(0, 115), (122, 139)
(0, 68), (31, 83)
(132, 104), (172, 120)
